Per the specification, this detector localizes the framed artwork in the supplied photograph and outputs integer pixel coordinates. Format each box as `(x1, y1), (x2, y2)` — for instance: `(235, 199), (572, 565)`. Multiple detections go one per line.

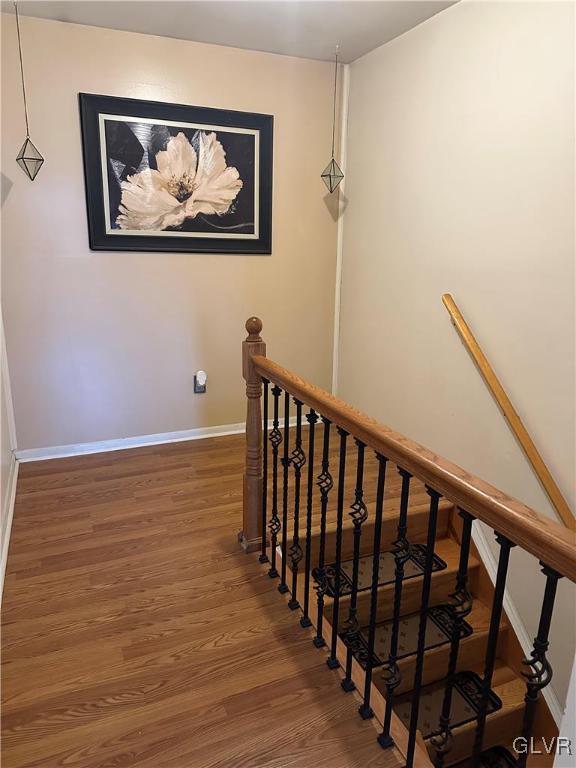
(79, 93), (273, 254)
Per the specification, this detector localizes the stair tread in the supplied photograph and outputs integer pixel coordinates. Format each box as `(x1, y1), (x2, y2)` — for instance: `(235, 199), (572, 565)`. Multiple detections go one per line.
(393, 663), (525, 742)
(323, 536), (476, 584)
(341, 604), (471, 668)
(450, 664), (526, 736)
(294, 497), (454, 537)
(436, 667), (527, 765)
(394, 668), (501, 739)
(316, 539), (482, 634)
(342, 595), (498, 671)
(320, 542), (448, 598)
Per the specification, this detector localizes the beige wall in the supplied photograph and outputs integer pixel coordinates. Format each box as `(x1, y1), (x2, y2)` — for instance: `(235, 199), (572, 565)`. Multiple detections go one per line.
(1, 311), (16, 571)
(1, 352), (14, 546)
(338, 1), (575, 708)
(1, 15), (338, 450)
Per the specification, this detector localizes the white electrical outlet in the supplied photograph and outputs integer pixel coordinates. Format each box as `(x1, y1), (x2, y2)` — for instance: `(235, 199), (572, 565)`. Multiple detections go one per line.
(194, 370), (207, 394)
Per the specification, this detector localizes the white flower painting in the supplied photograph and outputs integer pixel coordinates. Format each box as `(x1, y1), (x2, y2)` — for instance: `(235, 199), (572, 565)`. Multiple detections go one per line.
(80, 94), (272, 253)
(116, 131), (243, 231)
(101, 115), (259, 240)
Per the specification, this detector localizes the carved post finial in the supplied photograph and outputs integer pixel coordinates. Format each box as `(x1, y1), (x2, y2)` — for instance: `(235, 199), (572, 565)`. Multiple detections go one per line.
(240, 316), (267, 553)
(245, 316), (263, 341)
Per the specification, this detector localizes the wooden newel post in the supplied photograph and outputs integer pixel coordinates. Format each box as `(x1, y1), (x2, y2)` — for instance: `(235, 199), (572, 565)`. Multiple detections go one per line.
(239, 317), (266, 553)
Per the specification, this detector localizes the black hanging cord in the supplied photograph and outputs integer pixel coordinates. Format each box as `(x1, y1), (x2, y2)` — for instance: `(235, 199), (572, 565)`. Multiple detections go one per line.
(14, 1), (30, 137)
(331, 48), (339, 157)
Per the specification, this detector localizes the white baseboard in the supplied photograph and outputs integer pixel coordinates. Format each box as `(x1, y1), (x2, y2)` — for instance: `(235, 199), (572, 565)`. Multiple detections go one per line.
(1, 456), (19, 601)
(15, 416), (301, 463)
(15, 422), (246, 462)
(472, 523), (563, 727)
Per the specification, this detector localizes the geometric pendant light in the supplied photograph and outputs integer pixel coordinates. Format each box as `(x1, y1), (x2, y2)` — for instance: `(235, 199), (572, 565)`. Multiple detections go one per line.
(320, 47), (343, 193)
(16, 137), (44, 181)
(321, 157), (344, 194)
(14, 1), (44, 180)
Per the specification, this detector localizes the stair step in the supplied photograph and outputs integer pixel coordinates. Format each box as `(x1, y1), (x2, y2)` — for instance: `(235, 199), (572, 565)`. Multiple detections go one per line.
(339, 604), (472, 669)
(394, 670), (502, 739)
(323, 537), (478, 626)
(387, 597), (507, 694)
(442, 666), (527, 765)
(293, 498), (454, 566)
(316, 543), (447, 598)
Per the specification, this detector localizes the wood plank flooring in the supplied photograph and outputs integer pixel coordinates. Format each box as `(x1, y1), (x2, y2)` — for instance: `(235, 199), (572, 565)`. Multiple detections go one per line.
(1, 435), (403, 768)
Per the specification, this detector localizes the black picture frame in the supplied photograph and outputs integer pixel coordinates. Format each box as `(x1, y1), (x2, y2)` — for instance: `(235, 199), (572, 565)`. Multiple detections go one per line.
(79, 93), (273, 254)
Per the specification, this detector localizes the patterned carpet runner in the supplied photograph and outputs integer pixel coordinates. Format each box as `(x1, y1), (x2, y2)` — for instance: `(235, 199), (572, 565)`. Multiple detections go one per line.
(340, 604), (472, 669)
(314, 543), (447, 598)
(394, 671), (502, 739)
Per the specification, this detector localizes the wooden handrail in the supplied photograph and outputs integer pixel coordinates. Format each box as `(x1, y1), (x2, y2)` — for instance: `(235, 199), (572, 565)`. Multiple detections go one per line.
(442, 293), (575, 532)
(252, 354), (576, 582)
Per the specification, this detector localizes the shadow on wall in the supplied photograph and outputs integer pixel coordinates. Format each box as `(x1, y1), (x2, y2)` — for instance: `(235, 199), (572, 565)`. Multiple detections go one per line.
(323, 190), (348, 223)
(1, 173), (13, 208)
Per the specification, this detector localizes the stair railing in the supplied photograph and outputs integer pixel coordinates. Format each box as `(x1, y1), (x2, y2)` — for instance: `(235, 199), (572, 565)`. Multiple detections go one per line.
(240, 317), (576, 768)
(442, 293), (575, 532)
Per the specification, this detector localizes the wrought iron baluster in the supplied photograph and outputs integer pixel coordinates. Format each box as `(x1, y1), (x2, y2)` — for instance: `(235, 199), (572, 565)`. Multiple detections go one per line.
(259, 378), (270, 564)
(341, 439), (368, 692)
(359, 452), (388, 719)
(472, 532), (515, 765)
(327, 427), (349, 669)
(288, 399), (306, 610)
(405, 486), (442, 767)
(267, 385), (283, 579)
(279, 391), (291, 594)
(301, 409), (318, 629)
(314, 417), (333, 648)
(517, 563), (562, 768)
(378, 468), (413, 748)
(430, 508), (475, 766)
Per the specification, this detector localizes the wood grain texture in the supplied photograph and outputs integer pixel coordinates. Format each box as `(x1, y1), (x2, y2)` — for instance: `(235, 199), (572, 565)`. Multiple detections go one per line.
(442, 293), (574, 532)
(240, 316), (266, 552)
(253, 355), (576, 581)
(1, 436), (403, 768)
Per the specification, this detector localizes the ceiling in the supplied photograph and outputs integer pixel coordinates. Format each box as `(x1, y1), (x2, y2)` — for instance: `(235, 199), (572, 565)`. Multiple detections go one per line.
(2, 1), (456, 63)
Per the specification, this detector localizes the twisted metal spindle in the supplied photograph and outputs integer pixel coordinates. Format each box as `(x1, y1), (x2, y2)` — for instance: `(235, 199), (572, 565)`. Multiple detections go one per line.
(341, 439), (368, 692)
(359, 452), (388, 720)
(301, 409), (318, 628)
(472, 532), (515, 765)
(327, 427), (349, 669)
(430, 508), (475, 766)
(288, 399), (306, 610)
(516, 563), (562, 768)
(378, 467), (413, 748)
(259, 379), (270, 564)
(279, 391), (291, 594)
(405, 486), (442, 767)
(267, 385), (282, 579)
(313, 417), (333, 648)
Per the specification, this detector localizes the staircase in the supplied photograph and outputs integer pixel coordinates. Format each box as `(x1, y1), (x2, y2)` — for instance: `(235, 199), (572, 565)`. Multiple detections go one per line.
(305, 496), (531, 765)
(273, 460), (544, 767)
(239, 317), (575, 768)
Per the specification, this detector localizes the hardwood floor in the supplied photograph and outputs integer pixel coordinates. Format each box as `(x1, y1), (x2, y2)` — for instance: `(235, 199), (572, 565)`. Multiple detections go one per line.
(1, 435), (403, 768)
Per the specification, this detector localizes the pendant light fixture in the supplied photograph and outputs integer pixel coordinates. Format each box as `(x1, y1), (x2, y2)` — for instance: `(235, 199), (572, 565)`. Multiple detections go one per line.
(320, 47), (343, 194)
(14, 1), (44, 181)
